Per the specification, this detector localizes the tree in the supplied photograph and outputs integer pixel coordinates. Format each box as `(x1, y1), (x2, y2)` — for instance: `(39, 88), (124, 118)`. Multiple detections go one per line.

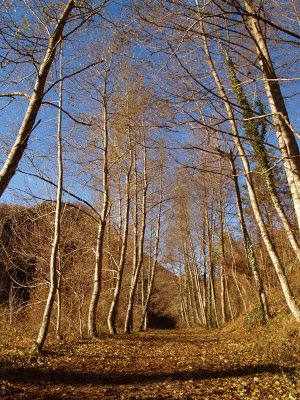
(87, 65), (111, 338)
(0, 0), (107, 198)
(139, 165), (163, 331)
(199, 11), (300, 321)
(31, 43), (64, 354)
(234, 0), (300, 230)
(124, 121), (148, 333)
(107, 142), (132, 334)
(228, 151), (270, 321)
(226, 54), (300, 264)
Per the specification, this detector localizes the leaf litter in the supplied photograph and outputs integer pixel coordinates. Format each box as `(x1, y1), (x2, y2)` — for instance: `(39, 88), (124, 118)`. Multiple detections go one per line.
(0, 329), (300, 399)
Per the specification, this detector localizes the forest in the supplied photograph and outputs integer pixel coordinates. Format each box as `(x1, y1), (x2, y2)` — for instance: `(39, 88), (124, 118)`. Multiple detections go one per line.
(0, 0), (300, 399)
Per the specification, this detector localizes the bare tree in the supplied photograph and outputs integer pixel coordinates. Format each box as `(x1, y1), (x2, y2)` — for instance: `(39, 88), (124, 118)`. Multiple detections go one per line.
(124, 127), (148, 333)
(228, 151), (270, 321)
(139, 166), (163, 331)
(107, 143), (133, 334)
(31, 43), (64, 354)
(88, 67), (111, 338)
(236, 0), (300, 229)
(198, 11), (300, 321)
(0, 1), (75, 197)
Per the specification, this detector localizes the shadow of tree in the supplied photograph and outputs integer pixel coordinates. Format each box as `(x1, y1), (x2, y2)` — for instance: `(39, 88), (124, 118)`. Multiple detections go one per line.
(0, 363), (293, 387)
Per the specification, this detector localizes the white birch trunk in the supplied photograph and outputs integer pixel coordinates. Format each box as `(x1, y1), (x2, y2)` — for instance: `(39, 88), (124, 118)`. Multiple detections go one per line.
(31, 44), (64, 354)
(241, 0), (300, 230)
(124, 130), (148, 333)
(0, 1), (75, 197)
(199, 15), (300, 321)
(107, 146), (132, 334)
(139, 170), (163, 331)
(88, 73), (110, 337)
(229, 153), (270, 320)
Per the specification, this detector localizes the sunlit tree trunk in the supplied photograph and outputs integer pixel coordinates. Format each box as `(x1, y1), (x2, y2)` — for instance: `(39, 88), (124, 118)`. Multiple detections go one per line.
(218, 154), (227, 325)
(139, 168), (163, 331)
(56, 251), (63, 340)
(0, 1), (75, 197)
(201, 216), (208, 319)
(229, 153), (270, 321)
(107, 143), (132, 334)
(31, 44), (64, 354)
(88, 71), (110, 337)
(225, 273), (235, 320)
(199, 13), (300, 321)
(240, 0), (300, 230)
(124, 128), (148, 333)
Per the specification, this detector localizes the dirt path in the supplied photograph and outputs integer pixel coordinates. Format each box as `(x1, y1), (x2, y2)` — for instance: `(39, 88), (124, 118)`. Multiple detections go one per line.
(1, 330), (299, 399)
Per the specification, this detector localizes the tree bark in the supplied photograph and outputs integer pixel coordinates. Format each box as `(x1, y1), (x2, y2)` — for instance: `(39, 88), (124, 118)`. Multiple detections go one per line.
(124, 128), (148, 333)
(229, 153), (270, 321)
(240, 0), (300, 230)
(199, 14), (300, 321)
(0, 1), (75, 197)
(31, 44), (64, 354)
(139, 169), (163, 331)
(88, 72), (110, 337)
(107, 146), (132, 334)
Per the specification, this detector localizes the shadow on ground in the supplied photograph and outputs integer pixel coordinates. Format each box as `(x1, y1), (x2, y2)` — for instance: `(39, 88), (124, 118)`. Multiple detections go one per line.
(0, 363), (293, 387)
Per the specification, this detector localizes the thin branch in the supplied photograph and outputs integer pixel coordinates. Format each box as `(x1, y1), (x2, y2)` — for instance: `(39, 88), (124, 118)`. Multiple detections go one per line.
(41, 101), (91, 126)
(0, 92), (31, 99)
(17, 169), (100, 219)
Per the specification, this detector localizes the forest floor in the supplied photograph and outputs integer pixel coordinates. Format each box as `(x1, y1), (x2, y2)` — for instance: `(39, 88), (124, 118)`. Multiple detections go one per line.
(1, 323), (300, 399)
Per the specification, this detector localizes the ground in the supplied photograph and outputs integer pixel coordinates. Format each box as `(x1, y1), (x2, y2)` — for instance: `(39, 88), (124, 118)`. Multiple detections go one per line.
(1, 327), (300, 399)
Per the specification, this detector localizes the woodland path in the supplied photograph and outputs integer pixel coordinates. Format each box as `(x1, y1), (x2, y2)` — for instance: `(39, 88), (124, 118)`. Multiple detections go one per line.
(1, 329), (300, 399)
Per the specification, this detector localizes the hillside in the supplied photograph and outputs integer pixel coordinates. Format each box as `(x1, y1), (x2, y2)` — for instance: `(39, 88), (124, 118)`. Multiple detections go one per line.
(0, 202), (179, 338)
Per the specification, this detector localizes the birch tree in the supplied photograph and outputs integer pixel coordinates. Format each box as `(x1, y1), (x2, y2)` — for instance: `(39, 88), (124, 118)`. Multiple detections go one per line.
(107, 143), (132, 334)
(198, 9), (300, 322)
(87, 66), (111, 338)
(31, 44), (64, 354)
(0, 0), (108, 199)
(233, 0), (300, 230)
(139, 166), (163, 331)
(124, 127), (148, 333)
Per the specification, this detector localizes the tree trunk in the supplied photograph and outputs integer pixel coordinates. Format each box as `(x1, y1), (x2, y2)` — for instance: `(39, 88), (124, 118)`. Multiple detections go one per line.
(56, 254), (62, 340)
(88, 72), (110, 337)
(240, 0), (300, 230)
(139, 169), (163, 331)
(229, 153), (270, 321)
(0, 0), (75, 197)
(218, 156), (227, 325)
(199, 15), (300, 321)
(225, 273), (235, 320)
(186, 220), (207, 326)
(31, 44), (64, 354)
(107, 146), (132, 334)
(124, 129), (148, 333)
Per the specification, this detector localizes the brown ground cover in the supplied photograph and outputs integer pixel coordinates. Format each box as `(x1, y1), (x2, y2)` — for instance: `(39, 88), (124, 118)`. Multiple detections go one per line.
(1, 328), (300, 399)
